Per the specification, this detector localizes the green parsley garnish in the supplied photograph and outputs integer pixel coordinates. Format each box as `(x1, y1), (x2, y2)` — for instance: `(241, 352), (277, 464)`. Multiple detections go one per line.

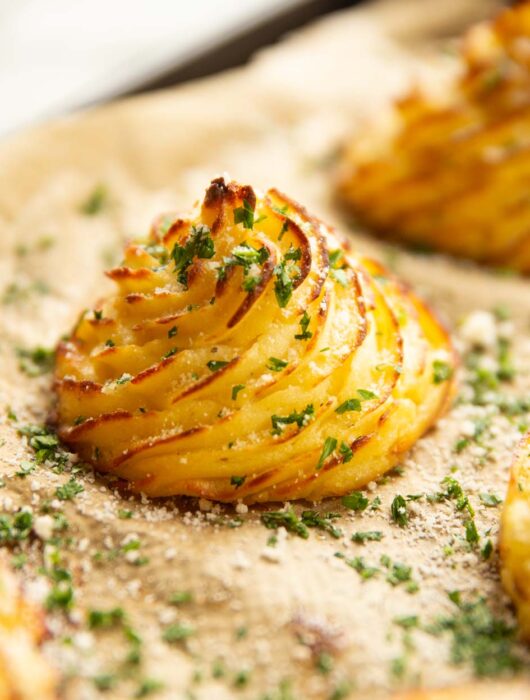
(294, 310), (312, 340)
(426, 592), (523, 677)
(317, 436), (337, 469)
(162, 623), (195, 644)
(231, 384), (245, 400)
(271, 404), (314, 435)
(341, 491), (369, 511)
(55, 477), (84, 501)
(266, 357), (288, 372)
(207, 360), (229, 372)
(168, 326), (178, 338)
(390, 495), (408, 527)
(169, 591), (193, 606)
(16, 346), (55, 377)
(80, 184), (109, 216)
(171, 224), (214, 288)
(230, 475), (246, 488)
(233, 200), (256, 229)
(351, 530), (383, 543)
(335, 398), (361, 414)
(261, 507), (309, 539)
(339, 441), (353, 463)
(479, 492), (502, 507)
(88, 607), (125, 629)
(433, 359), (453, 384)
(301, 510), (342, 538)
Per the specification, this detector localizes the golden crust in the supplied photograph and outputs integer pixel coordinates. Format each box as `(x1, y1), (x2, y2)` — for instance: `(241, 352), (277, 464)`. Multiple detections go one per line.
(53, 178), (456, 502)
(500, 432), (530, 638)
(0, 562), (56, 700)
(394, 680), (530, 700)
(337, 1), (530, 273)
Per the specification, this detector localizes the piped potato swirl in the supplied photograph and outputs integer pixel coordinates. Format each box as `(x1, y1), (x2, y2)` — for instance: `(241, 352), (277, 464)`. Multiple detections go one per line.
(54, 178), (455, 503)
(337, 1), (530, 273)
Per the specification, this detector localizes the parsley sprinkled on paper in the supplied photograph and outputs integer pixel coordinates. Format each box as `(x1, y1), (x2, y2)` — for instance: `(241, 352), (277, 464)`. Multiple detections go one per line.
(390, 495), (409, 527)
(80, 184), (109, 216)
(55, 477), (84, 501)
(16, 346), (55, 377)
(261, 507), (309, 539)
(342, 491), (369, 512)
(351, 530), (383, 544)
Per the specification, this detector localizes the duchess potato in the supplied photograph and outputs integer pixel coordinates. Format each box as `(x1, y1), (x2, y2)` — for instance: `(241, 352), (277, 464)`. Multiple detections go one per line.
(337, 1), (530, 273)
(0, 562), (56, 700)
(54, 177), (455, 503)
(501, 432), (530, 638)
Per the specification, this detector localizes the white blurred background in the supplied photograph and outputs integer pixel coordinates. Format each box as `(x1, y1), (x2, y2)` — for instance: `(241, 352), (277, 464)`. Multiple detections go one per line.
(0, 0), (351, 137)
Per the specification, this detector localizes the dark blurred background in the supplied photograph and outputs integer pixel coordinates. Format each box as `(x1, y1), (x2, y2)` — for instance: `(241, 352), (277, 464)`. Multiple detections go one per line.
(0, 0), (357, 137)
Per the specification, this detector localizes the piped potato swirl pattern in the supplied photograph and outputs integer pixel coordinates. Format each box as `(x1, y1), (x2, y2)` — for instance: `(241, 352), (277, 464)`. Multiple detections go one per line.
(501, 432), (530, 639)
(54, 178), (455, 503)
(337, 1), (530, 273)
(0, 563), (56, 700)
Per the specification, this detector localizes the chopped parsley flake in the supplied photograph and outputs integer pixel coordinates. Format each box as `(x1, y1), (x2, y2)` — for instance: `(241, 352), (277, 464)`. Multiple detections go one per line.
(80, 184), (109, 216)
(338, 441), (353, 463)
(55, 477), (84, 501)
(271, 404), (314, 435)
(390, 495), (409, 527)
(301, 510), (342, 538)
(274, 259), (297, 308)
(433, 359), (453, 384)
(317, 436), (337, 469)
(231, 384), (245, 400)
(169, 591), (193, 606)
(479, 492), (502, 507)
(294, 310), (312, 340)
(341, 491), (369, 512)
(16, 346), (55, 377)
(261, 507), (309, 539)
(162, 623), (195, 644)
(266, 357), (288, 372)
(207, 360), (229, 372)
(230, 475), (246, 488)
(233, 200), (256, 229)
(426, 592), (523, 677)
(168, 326), (178, 338)
(171, 224), (214, 288)
(351, 530), (383, 544)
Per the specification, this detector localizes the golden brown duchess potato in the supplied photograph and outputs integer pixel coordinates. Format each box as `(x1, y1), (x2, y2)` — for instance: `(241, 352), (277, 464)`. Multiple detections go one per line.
(337, 1), (530, 273)
(501, 432), (530, 638)
(54, 177), (455, 503)
(393, 680), (530, 700)
(0, 562), (56, 700)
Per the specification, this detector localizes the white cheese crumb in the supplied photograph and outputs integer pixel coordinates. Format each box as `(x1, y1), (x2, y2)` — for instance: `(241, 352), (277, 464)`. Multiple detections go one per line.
(33, 515), (54, 541)
(235, 502), (248, 515)
(232, 549), (251, 570)
(165, 547), (177, 561)
(460, 311), (497, 349)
